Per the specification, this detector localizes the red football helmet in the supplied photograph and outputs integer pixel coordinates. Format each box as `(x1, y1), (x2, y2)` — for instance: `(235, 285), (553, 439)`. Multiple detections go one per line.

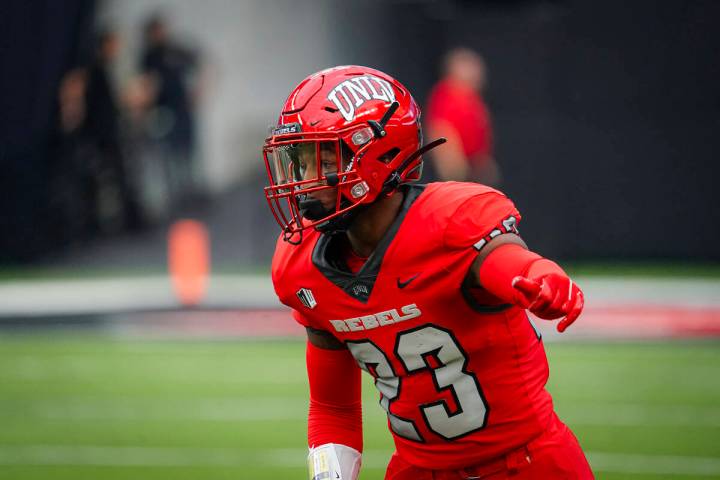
(263, 65), (444, 242)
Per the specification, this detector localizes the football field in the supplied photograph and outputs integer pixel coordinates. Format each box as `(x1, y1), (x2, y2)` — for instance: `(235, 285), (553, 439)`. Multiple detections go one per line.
(0, 335), (718, 480)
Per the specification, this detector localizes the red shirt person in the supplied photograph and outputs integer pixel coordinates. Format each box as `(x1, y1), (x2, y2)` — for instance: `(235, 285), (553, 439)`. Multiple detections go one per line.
(426, 48), (500, 185)
(263, 65), (593, 480)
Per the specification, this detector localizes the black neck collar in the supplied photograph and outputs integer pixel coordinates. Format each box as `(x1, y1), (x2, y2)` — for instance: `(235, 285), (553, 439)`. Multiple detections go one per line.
(311, 184), (425, 303)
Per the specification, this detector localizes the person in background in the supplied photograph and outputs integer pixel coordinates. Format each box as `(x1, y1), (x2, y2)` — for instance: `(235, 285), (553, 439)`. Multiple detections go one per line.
(426, 47), (500, 185)
(140, 14), (201, 206)
(86, 29), (143, 231)
(57, 29), (141, 235)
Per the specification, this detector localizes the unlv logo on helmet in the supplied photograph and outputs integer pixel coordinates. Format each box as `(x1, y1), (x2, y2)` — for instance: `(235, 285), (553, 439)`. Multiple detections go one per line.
(327, 75), (396, 121)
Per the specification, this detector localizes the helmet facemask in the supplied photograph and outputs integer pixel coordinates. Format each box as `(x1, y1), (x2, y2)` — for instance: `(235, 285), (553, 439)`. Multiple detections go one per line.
(264, 131), (372, 241)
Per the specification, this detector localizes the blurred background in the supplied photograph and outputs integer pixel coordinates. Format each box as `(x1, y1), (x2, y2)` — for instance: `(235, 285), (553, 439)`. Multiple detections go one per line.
(0, 1), (718, 479)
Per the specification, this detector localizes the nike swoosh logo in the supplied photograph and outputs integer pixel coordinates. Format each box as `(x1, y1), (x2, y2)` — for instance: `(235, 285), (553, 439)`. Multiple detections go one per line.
(397, 274), (420, 289)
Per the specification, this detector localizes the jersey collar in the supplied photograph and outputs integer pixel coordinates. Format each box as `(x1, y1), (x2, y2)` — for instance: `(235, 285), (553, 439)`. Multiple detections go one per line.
(311, 184), (425, 303)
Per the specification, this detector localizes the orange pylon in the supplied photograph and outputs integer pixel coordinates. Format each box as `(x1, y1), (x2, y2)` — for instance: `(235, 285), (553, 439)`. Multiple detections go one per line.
(168, 219), (210, 307)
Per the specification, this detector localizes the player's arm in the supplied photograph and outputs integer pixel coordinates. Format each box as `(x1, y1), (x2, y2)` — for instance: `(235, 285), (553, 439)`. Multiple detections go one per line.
(305, 327), (363, 480)
(467, 233), (584, 332)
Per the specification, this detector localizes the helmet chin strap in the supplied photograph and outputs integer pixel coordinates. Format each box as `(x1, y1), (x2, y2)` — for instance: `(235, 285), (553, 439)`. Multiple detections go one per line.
(381, 137), (447, 195)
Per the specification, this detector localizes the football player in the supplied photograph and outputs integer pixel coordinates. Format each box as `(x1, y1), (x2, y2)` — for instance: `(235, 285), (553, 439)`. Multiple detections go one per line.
(264, 66), (593, 479)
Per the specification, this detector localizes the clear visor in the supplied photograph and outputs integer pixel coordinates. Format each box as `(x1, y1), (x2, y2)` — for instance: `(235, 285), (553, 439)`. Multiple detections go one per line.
(268, 141), (341, 188)
(263, 136), (368, 236)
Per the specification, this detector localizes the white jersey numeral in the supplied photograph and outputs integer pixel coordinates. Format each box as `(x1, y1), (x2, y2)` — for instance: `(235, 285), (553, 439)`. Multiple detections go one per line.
(346, 340), (422, 441)
(347, 324), (487, 442)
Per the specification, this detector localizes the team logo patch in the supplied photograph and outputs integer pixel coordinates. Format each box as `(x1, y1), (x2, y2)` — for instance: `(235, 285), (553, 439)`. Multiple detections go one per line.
(296, 288), (317, 309)
(327, 75), (396, 122)
(351, 283), (370, 298)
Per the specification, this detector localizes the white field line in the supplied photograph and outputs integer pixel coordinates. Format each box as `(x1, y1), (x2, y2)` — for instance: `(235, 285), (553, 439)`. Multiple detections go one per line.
(0, 275), (718, 315)
(0, 445), (306, 468)
(0, 274), (278, 315)
(0, 357), (307, 384)
(7, 400), (309, 422)
(558, 404), (720, 427)
(4, 399), (720, 427)
(0, 445), (718, 476)
(0, 398), (386, 423)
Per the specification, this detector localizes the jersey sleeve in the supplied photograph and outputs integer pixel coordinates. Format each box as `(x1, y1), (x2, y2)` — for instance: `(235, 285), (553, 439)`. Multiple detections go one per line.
(443, 191), (521, 253)
(293, 307), (331, 332)
(292, 308), (313, 328)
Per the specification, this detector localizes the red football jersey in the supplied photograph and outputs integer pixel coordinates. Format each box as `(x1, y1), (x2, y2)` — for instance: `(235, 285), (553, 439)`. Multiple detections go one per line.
(272, 182), (554, 469)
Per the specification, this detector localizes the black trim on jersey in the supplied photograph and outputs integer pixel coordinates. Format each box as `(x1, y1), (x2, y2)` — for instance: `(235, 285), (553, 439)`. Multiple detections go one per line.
(527, 314), (542, 341)
(311, 185), (426, 303)
(305, 326), (346, 350)
(460, 275), (513, 313)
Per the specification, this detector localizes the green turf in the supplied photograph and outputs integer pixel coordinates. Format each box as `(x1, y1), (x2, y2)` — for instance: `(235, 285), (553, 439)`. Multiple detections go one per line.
(0, 335), (718, 479)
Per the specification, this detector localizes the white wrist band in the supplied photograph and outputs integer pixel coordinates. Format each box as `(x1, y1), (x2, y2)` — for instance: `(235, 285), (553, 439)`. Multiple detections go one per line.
(308, 443), (362, 480)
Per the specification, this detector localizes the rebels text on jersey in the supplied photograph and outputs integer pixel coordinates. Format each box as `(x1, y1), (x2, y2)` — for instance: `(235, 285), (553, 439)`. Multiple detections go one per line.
(272, 182), (554, 469)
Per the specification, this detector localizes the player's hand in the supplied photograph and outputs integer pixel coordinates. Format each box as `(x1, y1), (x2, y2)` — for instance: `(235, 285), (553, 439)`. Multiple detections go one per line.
(511, 273), (584, 332)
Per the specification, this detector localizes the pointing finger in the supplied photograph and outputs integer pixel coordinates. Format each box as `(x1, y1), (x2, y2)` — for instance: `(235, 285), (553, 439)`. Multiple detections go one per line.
(512, 276), (542, 299)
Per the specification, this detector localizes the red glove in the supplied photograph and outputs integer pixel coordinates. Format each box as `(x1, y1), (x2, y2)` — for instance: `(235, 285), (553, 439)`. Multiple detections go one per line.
(512, 273), (584, 332)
